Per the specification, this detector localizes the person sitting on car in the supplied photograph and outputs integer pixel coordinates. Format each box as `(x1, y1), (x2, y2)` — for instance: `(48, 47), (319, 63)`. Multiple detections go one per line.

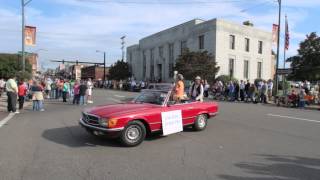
(173, 74), (185, 102)
(189, 76), (204, 102)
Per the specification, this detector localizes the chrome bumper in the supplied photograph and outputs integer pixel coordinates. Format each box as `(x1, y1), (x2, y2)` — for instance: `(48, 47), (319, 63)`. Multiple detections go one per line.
(79, 118), (124, 132)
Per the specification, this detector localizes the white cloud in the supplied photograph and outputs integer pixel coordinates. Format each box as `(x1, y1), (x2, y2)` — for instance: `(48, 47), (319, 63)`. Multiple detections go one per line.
(0, 0), (318, 68)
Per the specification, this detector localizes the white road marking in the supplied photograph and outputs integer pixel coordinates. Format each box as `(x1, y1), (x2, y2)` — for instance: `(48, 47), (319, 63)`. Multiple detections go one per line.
(108, 98), (122, 103)
(0, 113), (15, 128)
(114, 95), (125, 98)
(267, 114), (320, 124)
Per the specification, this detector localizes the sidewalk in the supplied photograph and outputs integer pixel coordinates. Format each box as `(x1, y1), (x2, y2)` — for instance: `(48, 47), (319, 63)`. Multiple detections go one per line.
(0, 94), (9, 120)
(207, 97), (320, 111)
(0, 94), (32, 121)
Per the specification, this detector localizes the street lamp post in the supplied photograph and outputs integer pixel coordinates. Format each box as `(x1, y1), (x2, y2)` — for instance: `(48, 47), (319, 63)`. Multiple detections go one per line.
(275, 0), (282, 96)
(21, 0), (32, 72)
(96, 50), (106, 87)
(121, 36), (126, 61)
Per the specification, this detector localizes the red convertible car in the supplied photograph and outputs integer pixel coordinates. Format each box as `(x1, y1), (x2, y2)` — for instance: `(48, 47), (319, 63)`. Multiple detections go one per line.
(79, 89), (218, 146)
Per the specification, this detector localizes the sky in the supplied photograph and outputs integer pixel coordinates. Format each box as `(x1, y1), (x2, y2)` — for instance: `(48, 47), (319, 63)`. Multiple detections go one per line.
(0, 0), (319, 69)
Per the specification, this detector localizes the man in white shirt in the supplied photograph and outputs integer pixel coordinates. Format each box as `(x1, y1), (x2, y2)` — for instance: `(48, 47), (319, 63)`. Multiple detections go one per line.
(86, 78), (93, 104)
(189, 76), (204, 102)
(6, 76), (18, 113)
(130, 80), (136, 92)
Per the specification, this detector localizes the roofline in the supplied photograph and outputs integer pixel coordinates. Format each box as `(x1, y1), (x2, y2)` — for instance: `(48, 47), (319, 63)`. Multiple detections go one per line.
(140, 18), (206, 41)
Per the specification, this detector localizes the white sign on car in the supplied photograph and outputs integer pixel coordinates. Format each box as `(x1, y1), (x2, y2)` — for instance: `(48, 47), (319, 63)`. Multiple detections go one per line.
(161, 110), (183, 136)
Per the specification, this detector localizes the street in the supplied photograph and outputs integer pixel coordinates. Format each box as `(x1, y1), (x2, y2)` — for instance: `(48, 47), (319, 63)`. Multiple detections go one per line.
(0, 89), (319, 180)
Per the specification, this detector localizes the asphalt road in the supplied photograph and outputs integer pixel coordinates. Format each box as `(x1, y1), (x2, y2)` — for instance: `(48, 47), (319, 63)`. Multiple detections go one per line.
(0, 89), (319, 180)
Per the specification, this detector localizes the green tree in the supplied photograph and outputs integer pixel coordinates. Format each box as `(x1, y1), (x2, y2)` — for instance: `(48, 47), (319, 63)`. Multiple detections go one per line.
(107, 60), (131, 80)
(216, 75), (238, 84)
(0, 53), (32, 79)
(175, 49), (220, 82)
(286, 32), (320, 81)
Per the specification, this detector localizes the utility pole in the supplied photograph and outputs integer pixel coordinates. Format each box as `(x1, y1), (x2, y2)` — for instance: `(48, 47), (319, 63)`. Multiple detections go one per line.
(103, 51), (106, 86)
(121, 36), (126, 61)
(96, 50), (106, 87)
(21, 0), (32, 72)
(275, 0), (282, 96)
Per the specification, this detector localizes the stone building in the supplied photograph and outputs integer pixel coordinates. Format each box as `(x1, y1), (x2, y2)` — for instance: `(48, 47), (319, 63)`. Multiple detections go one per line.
(127, 18), (273, 82)
(81, 66), (109, 81)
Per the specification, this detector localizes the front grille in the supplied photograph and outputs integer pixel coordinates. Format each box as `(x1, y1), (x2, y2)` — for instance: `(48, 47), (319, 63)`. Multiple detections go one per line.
(83, 113), (100, 126)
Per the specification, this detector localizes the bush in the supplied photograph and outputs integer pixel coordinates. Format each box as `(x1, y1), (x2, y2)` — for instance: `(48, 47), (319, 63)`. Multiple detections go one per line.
(16, 71), (32, 81)
(216, 75), (238, 84)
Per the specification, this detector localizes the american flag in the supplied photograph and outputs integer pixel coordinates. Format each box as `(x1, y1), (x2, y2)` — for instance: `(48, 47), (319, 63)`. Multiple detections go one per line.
(285, 15), (290, 50)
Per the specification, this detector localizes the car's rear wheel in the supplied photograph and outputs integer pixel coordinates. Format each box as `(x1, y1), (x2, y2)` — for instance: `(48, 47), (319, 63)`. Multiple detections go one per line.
(120, 121), (146, 147)
(193, 114), (208, 131)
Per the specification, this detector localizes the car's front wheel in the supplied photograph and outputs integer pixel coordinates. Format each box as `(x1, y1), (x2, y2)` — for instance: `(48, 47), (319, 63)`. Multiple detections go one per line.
(120, 121), (146, 147)
(193, 114), (208, 131)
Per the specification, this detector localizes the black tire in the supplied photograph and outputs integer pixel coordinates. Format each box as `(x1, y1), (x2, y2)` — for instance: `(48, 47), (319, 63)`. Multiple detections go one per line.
(193, 114), (208, 131)
(120, 121), (146, 147)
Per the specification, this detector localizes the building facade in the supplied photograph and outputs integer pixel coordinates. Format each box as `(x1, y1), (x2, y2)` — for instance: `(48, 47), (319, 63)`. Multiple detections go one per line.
(81, 66), (109, 80)
(127, 18), (273, 82)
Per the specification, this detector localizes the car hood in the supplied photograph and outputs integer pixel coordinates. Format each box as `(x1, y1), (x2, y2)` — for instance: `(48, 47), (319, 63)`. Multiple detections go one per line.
(85, 103), (160, 118)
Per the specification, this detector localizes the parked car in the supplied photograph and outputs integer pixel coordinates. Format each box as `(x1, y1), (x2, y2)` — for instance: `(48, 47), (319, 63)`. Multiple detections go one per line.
(79, 89), (218, 147)
(146, 83), (173, 91)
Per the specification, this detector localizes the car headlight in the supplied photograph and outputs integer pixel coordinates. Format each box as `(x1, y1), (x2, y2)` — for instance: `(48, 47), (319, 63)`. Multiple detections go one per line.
(108, 118), (118, 128)
(99, 118), (108, 127)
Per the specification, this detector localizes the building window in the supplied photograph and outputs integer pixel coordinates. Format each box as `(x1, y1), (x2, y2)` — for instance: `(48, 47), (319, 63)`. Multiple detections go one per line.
(199, 35), (204, 49)
(244, 60), (249, 79)
(169, 43), (174, 78)
(142, 51), (146, 78)
(245, 38), (250, 52)
(258, 41), (263, 54)
(150, 48), (155, 80)
(229, 58), (235, 78)
(229, 35), (235, 50)
(257, 62), (262, 79)
(159, 46), (164, 58)
(181, 40), (187, 54)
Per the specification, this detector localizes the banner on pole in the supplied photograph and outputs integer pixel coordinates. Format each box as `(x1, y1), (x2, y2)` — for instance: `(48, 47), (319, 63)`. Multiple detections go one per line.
(272, 24), (279, 46)
(25, 26), (36, 46)
(285, 15), (290, 50)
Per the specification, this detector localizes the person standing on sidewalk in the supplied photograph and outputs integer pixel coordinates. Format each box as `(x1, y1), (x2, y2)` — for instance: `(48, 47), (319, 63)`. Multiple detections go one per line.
(31, 81), (45, 111)
(79, 81), (87, 105)
(240, 80), (245, 101)
(62, 80), (70, 102)
(261, 80), (268, 104)
(86, 78), (93, 104)
(73, 80), (80, 105)
(6, 76), (18, 113)
(267, 79), (273, 102)
(18, 80), (27, 110)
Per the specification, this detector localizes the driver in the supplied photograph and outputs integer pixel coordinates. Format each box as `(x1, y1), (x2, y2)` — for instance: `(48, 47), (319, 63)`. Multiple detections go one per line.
(173, 74), (185, 102)
(189, 76), (204, 102)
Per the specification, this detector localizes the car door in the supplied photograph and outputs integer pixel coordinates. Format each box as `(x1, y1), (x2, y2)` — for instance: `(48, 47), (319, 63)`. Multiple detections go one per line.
(164, 102), (197, 126)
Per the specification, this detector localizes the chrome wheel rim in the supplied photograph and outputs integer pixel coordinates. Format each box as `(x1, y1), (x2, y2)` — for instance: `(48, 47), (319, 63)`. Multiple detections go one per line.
(198, 116), (206, 128)
(126, 126), (140, 142)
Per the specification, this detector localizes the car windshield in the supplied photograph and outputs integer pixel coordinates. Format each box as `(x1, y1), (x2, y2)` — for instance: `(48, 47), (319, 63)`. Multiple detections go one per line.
(133, 91), (168, 105)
